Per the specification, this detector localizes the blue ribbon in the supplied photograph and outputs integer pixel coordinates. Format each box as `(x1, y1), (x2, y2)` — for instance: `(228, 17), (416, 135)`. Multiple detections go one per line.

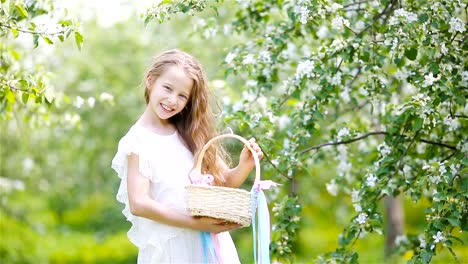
(251, 187), (271, 264)
(201, 231), (216, 263)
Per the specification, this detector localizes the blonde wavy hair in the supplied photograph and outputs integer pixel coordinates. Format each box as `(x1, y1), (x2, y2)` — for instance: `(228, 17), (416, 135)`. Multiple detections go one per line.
(144, 49), (228, 186)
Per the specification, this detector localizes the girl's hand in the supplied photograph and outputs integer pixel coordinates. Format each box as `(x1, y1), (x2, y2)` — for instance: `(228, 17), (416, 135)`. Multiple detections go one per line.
(239, 138), (264, 170)
(193, 217), (241, 234)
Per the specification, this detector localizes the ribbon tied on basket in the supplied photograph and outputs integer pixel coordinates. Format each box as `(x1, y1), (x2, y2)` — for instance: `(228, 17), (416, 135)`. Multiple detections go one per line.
(251, 179), (279, 264)
(189, 171), (214, 186)
(187, 133), (279, 264)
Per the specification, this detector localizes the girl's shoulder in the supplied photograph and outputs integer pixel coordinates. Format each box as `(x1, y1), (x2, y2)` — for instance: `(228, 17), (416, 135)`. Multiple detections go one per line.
(117, 124), (180, 151)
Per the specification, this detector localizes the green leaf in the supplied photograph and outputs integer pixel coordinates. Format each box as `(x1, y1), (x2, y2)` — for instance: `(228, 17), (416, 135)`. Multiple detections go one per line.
(405, 47), (418, 61)
(58, 35), (64, 42)
(413, 118), (423, 131)
(74, 31), (83, 50)
(42, 36), (54, 44)
(419, 14), (429, 23)
(394, 57), (405, 67)
(22, 92), (29, 104)
(11, 28), (19, 38)
(58, 20), (72, 26)
(33, 34), (39, 48)
(421, 250), (432, 263)
(447, 217), (460, 227)
(9, 49), (20, 59)
(15, 4), (28, 18)
(6, 88), (15, 104)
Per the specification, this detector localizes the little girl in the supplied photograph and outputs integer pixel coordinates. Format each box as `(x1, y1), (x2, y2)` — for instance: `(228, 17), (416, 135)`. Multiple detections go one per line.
(111, 49), (264, 263)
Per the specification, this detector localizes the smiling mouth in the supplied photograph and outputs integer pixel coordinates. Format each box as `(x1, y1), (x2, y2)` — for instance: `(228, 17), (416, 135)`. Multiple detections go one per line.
(160, 103), (174, 112)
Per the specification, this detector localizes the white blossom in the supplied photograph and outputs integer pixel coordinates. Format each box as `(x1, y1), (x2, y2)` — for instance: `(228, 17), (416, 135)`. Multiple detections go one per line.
(355, 21), (366, 31)
(223, 24), (231, 35)
(459, 141), (468, 153)
(461, 71), (468, 87)
(356, 213), (368, 224)
(64, 113), (81, 126)
(225, 52), (236, 64)
(222, 96), (230, 106)
(433, 190), (440, 202)
(429, 175), (441, 184)
(358, 87), (369, 96)
(326, 179), (338, 196)
(74, 96), (85, 108)
(277, 115), (291, 130)
(419, 235), (427, 248)
(303, 114), (311, 124)
(327, 3), (343, 12)
(440, 42), (449, 55)
(432, 231), (445, 243)
(0, 177), (25, 192)
(422, 73), (441, 87)
(395, 69), (409, 81)
(22, 158), (34, 172)
(257, 96), (267, 110)
(196, 19), (207, 28)
(448, 17), (466, 33)
(439, 163), (447, 175)
(331, 16), (350, 30)
(351, 189), (360, 202)
(353, 203), (362, 212)
(330, 39), (347, 51)
(242, 54), (256, 65)
(246, 80), (257, 87)
(317, 25), (328, 39)
(262, 68), (272, 78)
(296, 60), (315, 79)
(258, 50), (272, 64)
(340, 87), (350, 102)
(99, 92), (114, 102)
(378, 143), (391, 156)
(337, 127), (350, 141)
(443, 116), (460, 131)
(232, 101), (243, 112)
(366, 174), (378, 187)
(412, 93), (430, 106)
(87, 97), (95, 108)
(389, 9), (418, 25)
(297, 6), (309, 24)
(241, 91), (256, 101)
(329, 72), (342, 85)
(203, 27), (217, 39)
(450, 164), (459, 176)
(338, 160), (352, 176)
(403, 165), (411, 174)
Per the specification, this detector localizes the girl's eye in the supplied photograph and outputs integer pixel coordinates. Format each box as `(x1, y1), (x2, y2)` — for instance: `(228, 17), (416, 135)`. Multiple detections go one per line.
(164, 86), (171, 91)
(179, 95), (188, 100)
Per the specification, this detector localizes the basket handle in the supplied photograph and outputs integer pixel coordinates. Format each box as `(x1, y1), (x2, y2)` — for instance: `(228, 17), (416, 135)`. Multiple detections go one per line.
(193, 134), (261, 184)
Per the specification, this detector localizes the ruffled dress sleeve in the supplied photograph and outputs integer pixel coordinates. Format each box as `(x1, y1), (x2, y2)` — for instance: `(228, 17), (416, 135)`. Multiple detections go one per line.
(111, 126), (156, 247)
(110, 126), (190, 259)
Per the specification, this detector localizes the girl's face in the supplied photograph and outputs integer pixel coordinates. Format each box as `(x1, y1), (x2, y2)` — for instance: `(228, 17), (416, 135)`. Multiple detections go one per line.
(147, 65), (193, 123)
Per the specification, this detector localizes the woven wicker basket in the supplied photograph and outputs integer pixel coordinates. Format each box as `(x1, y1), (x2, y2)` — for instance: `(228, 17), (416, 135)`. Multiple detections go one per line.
(186, 134), (261, 227)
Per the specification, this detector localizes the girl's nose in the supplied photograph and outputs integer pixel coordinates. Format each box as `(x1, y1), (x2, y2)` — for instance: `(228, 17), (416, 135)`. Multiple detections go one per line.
(167, 95), (177, 105)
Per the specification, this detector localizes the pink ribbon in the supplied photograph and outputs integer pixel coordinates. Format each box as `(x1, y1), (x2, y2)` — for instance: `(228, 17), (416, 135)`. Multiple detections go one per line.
(254, 180), (280, 191)
(189, 171), (214, 185)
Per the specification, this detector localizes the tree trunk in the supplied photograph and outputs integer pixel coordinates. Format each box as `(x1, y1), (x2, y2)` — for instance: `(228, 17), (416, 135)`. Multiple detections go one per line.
(385, 195), (404, 256)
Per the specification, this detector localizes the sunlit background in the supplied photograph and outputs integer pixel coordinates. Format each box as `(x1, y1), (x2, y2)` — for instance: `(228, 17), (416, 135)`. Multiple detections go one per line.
(1, 1), (467, 263)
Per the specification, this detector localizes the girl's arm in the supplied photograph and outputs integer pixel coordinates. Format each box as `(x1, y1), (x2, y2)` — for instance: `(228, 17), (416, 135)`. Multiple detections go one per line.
(223, 138), (264, 188)
(127, 153), (240, 233)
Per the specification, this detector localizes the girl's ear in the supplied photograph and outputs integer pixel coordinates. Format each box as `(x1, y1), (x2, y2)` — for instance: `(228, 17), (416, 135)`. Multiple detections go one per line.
(145, 75), (154, 89)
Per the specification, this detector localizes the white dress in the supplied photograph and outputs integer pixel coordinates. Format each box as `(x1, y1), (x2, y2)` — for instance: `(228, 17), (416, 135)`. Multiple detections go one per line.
(111, 124), (240, 264)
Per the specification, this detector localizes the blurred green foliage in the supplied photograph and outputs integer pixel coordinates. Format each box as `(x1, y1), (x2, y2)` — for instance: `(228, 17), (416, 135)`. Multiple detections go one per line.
(1, 0), (467, 263)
